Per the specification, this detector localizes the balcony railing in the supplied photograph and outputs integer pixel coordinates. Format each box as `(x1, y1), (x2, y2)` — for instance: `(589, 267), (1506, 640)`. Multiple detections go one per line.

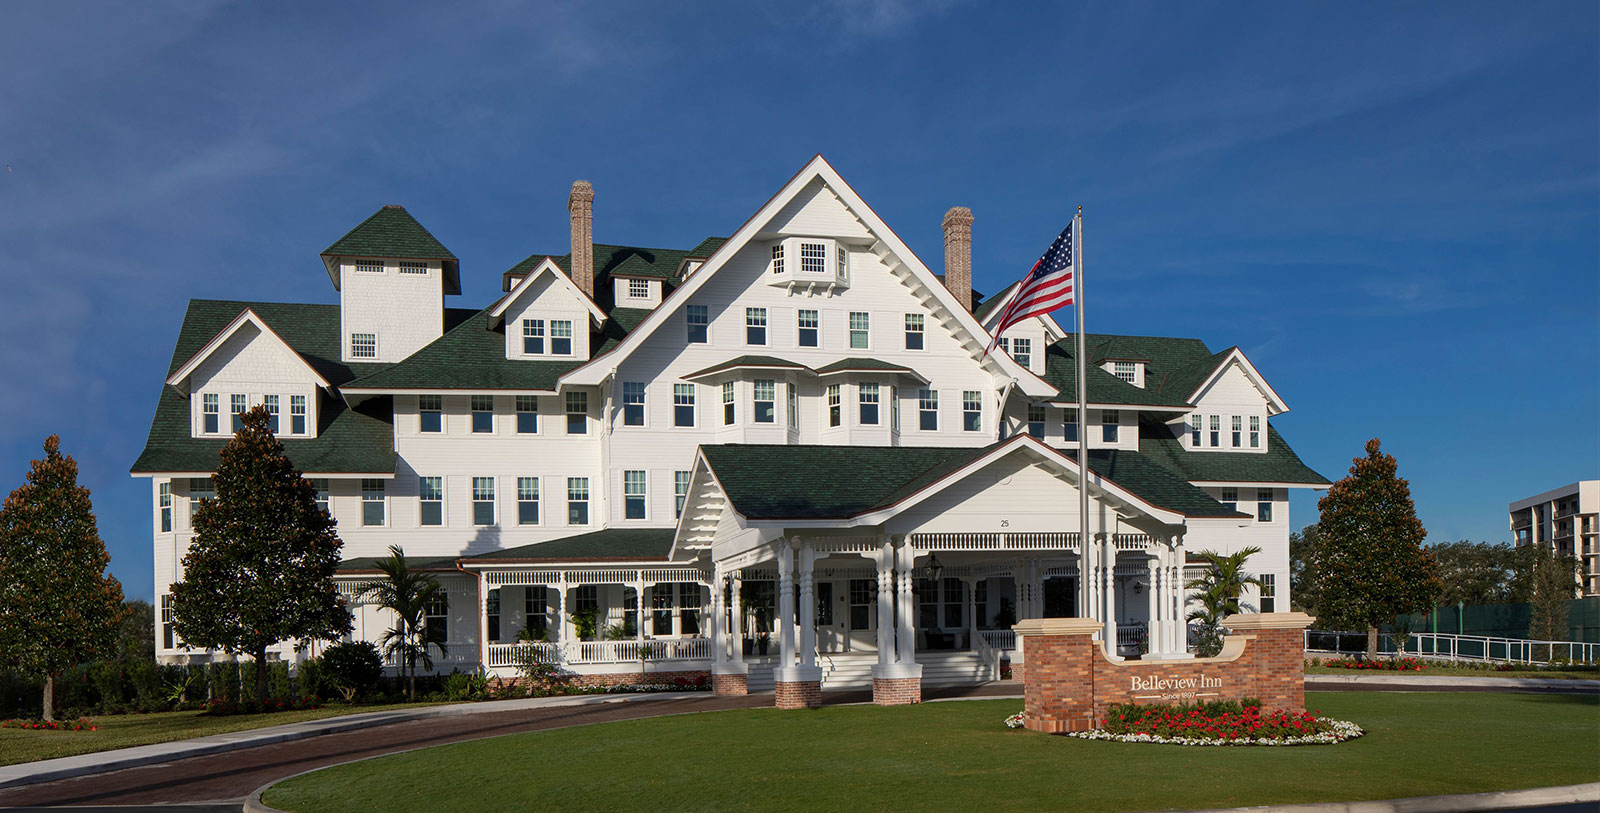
(487, 638), (712, 668)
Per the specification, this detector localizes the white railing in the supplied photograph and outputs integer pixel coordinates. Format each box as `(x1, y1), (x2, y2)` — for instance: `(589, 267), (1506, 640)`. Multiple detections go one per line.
(973, 630), (1002, 680)
(980, 629), (1017, 652)
(1117, 622), (1148, 652)
(1305, 630), (1600, 665)
(572, 638), (713, 664)
(486, 642), (560, 668)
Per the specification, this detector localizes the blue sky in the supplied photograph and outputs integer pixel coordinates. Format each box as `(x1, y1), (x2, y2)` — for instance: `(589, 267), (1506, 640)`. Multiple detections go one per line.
(2, 2), (1595, 601)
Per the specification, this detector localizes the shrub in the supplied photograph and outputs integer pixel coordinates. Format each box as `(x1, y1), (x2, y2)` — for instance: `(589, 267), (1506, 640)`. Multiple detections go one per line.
(1324, 656), (1425, 672)
(321, 642), (384, 701)
(443, 670), (489, 701)
(268, 662), (293, 699)
(296, 657), (327, 701)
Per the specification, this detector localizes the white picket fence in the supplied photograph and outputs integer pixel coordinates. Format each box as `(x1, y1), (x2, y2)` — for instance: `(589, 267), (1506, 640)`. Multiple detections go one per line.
(1305, 629), (1599, 665)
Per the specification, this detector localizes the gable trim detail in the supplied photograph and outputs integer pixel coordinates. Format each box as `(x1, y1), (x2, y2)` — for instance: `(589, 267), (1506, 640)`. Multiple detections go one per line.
(164, 308), (333, 396)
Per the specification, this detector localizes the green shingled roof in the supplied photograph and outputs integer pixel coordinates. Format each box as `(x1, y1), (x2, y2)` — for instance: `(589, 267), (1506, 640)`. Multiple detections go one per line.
(1138, 419), (1330, 485)
(499, 240), (725, 300)
(685, 355), (811, 379)
(344, 307), (580, 391)
(461, 529), (676, 562)
(1041, 341), (1193, 409)
(321, 205), (461, 295)
(338, 555), (458, 574)
(814, 358), (924, 377)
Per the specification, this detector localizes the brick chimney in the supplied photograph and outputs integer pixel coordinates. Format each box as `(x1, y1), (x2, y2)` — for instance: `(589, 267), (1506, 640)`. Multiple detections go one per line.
(569, 180), (595, 298)
(941, 206), (973, 311)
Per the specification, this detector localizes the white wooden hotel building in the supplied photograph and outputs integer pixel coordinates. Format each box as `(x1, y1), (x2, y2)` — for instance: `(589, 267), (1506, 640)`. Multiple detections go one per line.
(134, 156), (1328, 700)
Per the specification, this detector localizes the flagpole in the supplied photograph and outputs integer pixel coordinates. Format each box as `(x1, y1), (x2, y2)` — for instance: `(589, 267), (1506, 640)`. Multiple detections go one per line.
(1075, 206), (1092, 632)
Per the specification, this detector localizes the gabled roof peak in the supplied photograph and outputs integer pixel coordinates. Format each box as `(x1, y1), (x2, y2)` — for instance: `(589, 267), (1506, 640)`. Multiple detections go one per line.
(321, 204), (461, 295)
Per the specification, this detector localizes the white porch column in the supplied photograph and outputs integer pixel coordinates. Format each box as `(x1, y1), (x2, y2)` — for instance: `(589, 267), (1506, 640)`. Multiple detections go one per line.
(777, 541), (796, 669)
(557, 576), (571, 658)
(1173, 535), (1189, 655)
(1145, 554), (1160, 656)
(1103, 541), (1119, 657)
(709, 564), (727, 666)
(798, 542), (817, 670)
(964, 578), (978, 650)
(477, 573), (490, 670)
(875, 539), (895, 668)
(635, 578), (647, 641)
(729, 571), (745, 666)
(894, 540), (916, 664)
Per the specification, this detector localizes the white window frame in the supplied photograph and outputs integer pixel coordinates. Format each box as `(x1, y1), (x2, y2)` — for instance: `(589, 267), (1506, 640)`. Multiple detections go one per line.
(230, 394), (247, 431)
(1027, 405), (1046, 439)
(962, 391), (982, 432)
(753, 379), (776, 424)
(623, 470), (647, 520)
(628, 279), (650, 299)
(1191, 414), (1203, 447)
(399, 260), (428, 275)
(522, 319), (545, 355)
(918, 389), (938, 431)
(567, 477), (590, 526)
(565, 391), (588, 435)
(622, 382), (646, 427)
(722, 381), (736, 426)
(745, 307), (767, 346)
(1209, 414), (1221, 447)
(355, 259), (383, 274)
(1101, 409), (1119, 443)
(848, 312), (870, 349)
(673, 383), (696, 427)
(686, 305), (708, 344)
(1232, 415), (1242, 448)
(350, 333), (377, 359)
(202, 393), (219, 434)
(312, 478), (329, 515)
(419, 476), (444, 527)
(263, 394), (280, 435)
(1113, 361), (1136, 383)
(516, 395), (538, 434)
(1250, 415), (1261, 448)
(827, 383), (842, 428)
(362, 479), (386, 527)
(1257, 488), (1274, 522)
(1064, 409), (1079, 442)
(471, 395), (494, 434)
(858, 382), (880, 426)
(550, 320), (574, 356)
(290, 395), (307, 435)
(1011, 338), (1031, 369)
(770, 243), (785, 275)
(517, 477), (539, 525)
(472, 476), (496, 526)
(1220, 487), (1238, 512)
(158, 482), (172, 533)
(419, 394), (443, 433)
(800, 241), (827, 275)
(797, 309), (819, 347)
(674, 471), (691, 519)
(904, 313), (924, 350)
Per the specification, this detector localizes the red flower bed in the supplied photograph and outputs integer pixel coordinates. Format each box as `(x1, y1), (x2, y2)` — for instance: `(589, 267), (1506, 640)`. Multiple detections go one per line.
(1102, 699), (1339, 742)
(1324, 656), (1426, 672)
(2, 718), (97, 731)
(202, 696), (321, 716)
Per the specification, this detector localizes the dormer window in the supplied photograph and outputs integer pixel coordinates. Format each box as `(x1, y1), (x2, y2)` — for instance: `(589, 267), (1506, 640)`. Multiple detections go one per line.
(1114, 362), (1135, 382)
(551, 320), (573, 355)
(801, 242), (826, 274)
(351, 333), (376, 359)
(628, 279), (650, 299)
(771, 243), (785, 274)
(767, 237), (849, 292)
(522, 319), (545, 354)
(355, 259), (383, 274)
(203, 394), (219, 434)
(398, 261), (428, 275)
(1012, 338), (1032, 368)
(837, 245), (848, 280)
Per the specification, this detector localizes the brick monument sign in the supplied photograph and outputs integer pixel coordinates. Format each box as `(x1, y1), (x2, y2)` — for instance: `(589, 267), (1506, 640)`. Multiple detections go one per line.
(1012, 612), (1316, 734)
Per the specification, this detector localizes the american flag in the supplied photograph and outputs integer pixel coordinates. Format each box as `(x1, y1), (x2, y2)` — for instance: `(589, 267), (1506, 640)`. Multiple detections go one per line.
(985, 221), (1075, 356)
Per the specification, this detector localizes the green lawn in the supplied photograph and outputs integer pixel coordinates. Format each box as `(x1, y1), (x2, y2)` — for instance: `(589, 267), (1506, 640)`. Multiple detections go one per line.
(264, 692), (1599, 812)
(1306, 664), (1600, 680)
(0, 703), (440, 767)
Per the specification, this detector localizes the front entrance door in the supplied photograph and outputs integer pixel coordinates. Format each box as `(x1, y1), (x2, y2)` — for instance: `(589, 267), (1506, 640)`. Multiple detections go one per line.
(816, 582), (848, 653)
(846, 578), (877, 652)
(1043, 576), (1078, 618)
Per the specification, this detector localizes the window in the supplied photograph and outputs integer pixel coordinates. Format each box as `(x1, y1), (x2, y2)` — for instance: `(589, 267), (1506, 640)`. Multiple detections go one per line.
(158, 482), (172, 532)
(827, 384), (842, 427)
(674, 471), (691, 518)
(687, 305), (708, 343)
(836, 245), (848, 280)
(848, 312), (869, 349)
(419, 395), (442, 433)
(189, 477), (213, 521)
(891, 386), (899, 431)
(202, 394), (219, 434)
(486, 589), (501, 642)
(351, 333), (376, 359)
(524, 588), (547, 638)
(516, 395), (538, 434)
(622, 382), (645, 426)
(849, 579), (874, 629)
(1232, 416), (1242, 448)
(517, 477), (539, 525)
(859, 382), (880, 425)
(1259, 574), (1276, 613)
(362, 479), (385, 526)
(566, 391), (587, 435)
(567, 477), (590, 525)
(1113, 361), (1136, 383)
(399, 260), (428, 275)
(521, 319), (545, 355)
(1209, 415), (1221, 447)
(355, 259), (383, 274)
(471, 395), (494, 433)
(419, 477), (443, 526)
(801, 241), (826, 274)
(550, 321), (573, 355)
(312, 479), (329, 514)
(919, 389), (938, 431)
(753, 380), (776, 423)
(770, 243), (785, 275)
(1220, 487), (1238, 512)
(575, 585), (598, 618)
(917, 578), (938, 628)
(1250, 415), (1260, 448)
(904, 314), (924, 350)
(1101, 409), (1119, 443)
(628, 279), (650, 299)
(673, 384), (696, 427)
(469, 477), (494, 525)
(797, 309), (819, 347)
(963, 391), (982, 432)
(291, 395), (307, 435)
(160, 594), (175, 649)
(1191, 414), (1203, 447)
(722, 382), (736, 425)
(1028, 405), (1046, 439)
(1012, 338), (1031, 368)
(1257, 488), (1274, 522)
(624, 470), (647, 519)
(746, 307), (767, 345)
(230, 394), (247, 431)
(1064, 409), (1079, 442)
(944, 578), (963, 629)
(424, 592), (448, 645)
(787, 384), (798, 428)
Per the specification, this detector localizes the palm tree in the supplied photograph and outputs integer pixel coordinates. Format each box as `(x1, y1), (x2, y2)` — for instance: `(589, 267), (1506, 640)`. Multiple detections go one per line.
(359, 545), (447, 698)
(1185, 547), (1264, 656)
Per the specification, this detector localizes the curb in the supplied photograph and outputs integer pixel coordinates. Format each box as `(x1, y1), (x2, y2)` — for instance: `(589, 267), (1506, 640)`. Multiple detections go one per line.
(0, 691), (708, 792)
(1306, 674), (1600, 693)
(1196, 781), (1600, 812)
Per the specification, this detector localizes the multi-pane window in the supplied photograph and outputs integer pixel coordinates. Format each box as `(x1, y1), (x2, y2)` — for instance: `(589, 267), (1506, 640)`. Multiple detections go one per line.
(722, 382), (736, 425)
(1113, 361), (1136, 383)
(1209, 415), (1221, 447)
(904, 314), (924, 350)
(471, 477), (495, 525)
(674, 471), (691, 519)
(628, 279), (650, 299)
(415, 394), (442, 433)
(471, 395), (494, 433)
(673, 384), (696, 427)
(918, 389), (938, 431)
(230, 394), (247, 431)
(624, 470), (647, 520)
(1028, 405), (1047, 438)
(158, 482), (172, 532)
(516, 395), (538, 434)
(202, 393), (219, 434)
(770, 243), (785, 275)
(1259, 574), (1276, 613)
(1249, 415), (1261, 448)
(1064, 409), (1079, 442)
(419, 477), (443, 526)
(890, 386), (899, 431)
(361, 479), (385, 526)
(849, 579), (874, 629)
(1220, 487), (1238, 512)
(801, 241), (826, 274)
(567, 477), (590, 525)
(566, 392), (587, 435)
(486, 589), (501, 642)
(517, 477), (539, 525)
(836, 245), (848, 280)
(161, 594), (175, 649)
(745, 307), (767, 345)
(522, 319), (545, 354)
(424, 592), (448, 645)
(356, 259), (383, 274)
(1101, 409), (1119, 442)
(291, 395), (307, 434)
(848, 312), (869, 349)
(944, 579), (964, 628)
(263, 394), (280, 435)
(524, 588), (547, 638)
(550, 321), (573, 355)
(189, 477), (213, 521)
(858, 382), (880, 425)
(787, 384), (798, 428)
(1011, 338), (1031, 368)
(622, 382), (645, 426)
(963, 391), (982, 432)
(1231, 416), (1242, 448)
(753, 380), (776, 423)
(687, 305), (708, 343)
(797, 309), (819, 347)
(312, 479), (329, 514)
(351, 333), (376, 359)
(1257, 488), (1274, 522)
(399, 260), (428, 275)
(1191, 414), (1203, 447)
(827, 384), (842, 427)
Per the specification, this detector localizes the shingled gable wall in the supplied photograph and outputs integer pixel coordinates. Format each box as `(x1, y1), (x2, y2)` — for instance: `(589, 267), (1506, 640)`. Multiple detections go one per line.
(1013, 612), (1314, 734)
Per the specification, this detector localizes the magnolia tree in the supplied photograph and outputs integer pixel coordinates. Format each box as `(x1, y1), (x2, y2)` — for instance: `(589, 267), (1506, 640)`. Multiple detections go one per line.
(0, 436), (126, 721)
(171, 407), (351, 703)
(1312, 439), (1441, 659)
